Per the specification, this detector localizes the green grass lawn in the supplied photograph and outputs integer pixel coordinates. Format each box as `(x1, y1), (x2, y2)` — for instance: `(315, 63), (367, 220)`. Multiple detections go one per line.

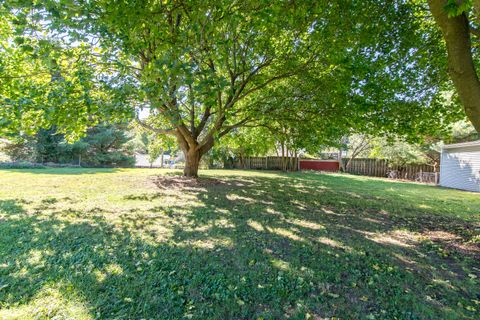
(0, 168), (479, 319)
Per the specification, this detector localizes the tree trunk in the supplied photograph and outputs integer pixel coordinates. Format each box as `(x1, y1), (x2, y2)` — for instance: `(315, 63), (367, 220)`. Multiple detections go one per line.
(173, 125), (216, 177)
(294, 150), (299, 171)
(183, 149), (201, 177)
(338, 149), (346, 172)
(160, 149), (164, 168)
(286, 145), (290, 171)
(428, 0), (480, 132)
(289, 149), (293, 171)
(345, 157), (354, 171)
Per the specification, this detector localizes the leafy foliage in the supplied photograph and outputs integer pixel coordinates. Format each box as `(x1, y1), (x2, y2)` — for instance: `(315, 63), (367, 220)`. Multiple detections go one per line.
(130, 123), (177, 165)
(210, 127), (275, 164)
(369, 138), (429, 167)
(337, 120), (478, 171)
(0, 4), (135, 139)
(79, 125), (135, 167)
(0, 0), (466, 175)
(1, 124), (135, 167)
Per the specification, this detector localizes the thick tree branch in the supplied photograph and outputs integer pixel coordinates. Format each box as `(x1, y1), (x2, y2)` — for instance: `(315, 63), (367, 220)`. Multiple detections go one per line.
(195, 105), (212, 138)
(218, 118), (251, 138)
(176, 123), (197, 148)
(237, 72), (295, 102)
(197, 112), (226, 150)
(135, 116), (176, 135)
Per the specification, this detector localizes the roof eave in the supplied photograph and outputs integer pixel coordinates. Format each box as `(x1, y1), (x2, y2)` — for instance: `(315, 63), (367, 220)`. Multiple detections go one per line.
(443, 140), (480, 149)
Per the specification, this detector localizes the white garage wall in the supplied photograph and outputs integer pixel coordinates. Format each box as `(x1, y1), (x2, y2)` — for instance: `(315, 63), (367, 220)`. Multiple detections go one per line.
(440, 146), (480, 192)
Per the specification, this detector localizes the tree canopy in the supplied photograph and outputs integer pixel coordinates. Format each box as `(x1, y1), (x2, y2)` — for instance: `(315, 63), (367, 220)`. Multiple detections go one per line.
(0, 0), (469, 175)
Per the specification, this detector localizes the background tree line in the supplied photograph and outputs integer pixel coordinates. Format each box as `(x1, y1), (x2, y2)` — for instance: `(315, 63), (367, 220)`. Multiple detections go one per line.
(0, 124), (135, 167)
(211, 120), (478, 173)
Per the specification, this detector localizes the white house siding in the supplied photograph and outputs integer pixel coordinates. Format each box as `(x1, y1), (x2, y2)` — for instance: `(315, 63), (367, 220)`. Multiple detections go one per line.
(440, 145), (480, 192)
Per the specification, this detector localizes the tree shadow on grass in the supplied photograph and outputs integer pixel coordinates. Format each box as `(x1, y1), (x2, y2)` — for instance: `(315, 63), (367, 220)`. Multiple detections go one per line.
(163, 174), (480, 317)
(0, 172), (479, 319)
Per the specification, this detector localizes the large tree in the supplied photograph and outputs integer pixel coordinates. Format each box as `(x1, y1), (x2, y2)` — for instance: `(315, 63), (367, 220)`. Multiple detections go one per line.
(2, 1), (325, 176)
(1, 0), (463, 176)
(428, 0), (480, 131)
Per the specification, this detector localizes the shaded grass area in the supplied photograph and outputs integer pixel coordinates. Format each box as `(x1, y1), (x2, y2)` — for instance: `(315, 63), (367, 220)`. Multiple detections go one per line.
(0, 168), (479, 319)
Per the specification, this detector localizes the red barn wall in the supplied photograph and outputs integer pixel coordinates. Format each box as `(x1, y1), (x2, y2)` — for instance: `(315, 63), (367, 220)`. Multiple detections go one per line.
(299, 160), (339, 172)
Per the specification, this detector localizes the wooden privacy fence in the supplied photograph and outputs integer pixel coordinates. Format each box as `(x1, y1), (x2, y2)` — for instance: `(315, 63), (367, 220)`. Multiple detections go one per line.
(224, 156), (299, 171)
(224, 156), (438, 184)
(342, 158), (438, 183)
(224, 157), (338, 171)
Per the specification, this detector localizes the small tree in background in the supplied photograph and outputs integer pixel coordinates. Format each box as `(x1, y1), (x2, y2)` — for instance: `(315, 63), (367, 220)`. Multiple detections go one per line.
(338, 134), (372, 172)
(212, 127), (274, 169)
(79, 125), (135, 167)
(130, 122), (177, 167)
(147, 136), (177, 168)
(369, 139), (428, 168)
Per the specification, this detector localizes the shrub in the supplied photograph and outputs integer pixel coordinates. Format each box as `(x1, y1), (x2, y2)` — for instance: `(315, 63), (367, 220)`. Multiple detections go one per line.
(0, 161), (46, 169)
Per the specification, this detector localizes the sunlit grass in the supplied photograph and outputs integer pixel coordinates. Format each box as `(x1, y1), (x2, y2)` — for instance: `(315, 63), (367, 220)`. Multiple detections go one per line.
(0, 168), (479, 319)
(0, 287), (91, 320)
